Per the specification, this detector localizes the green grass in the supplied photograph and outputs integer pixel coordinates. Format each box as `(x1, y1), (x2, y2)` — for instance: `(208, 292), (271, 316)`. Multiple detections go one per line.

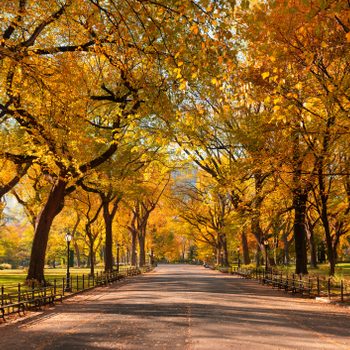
(0, 268), (105, 286)
(234, 263), (350, 280)
(0, 265), (134, 286)
(280, 263), (350, 279)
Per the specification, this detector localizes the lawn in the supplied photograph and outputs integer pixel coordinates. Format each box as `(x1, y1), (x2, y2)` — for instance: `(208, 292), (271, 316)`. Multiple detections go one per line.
(0, 267), (105, 286)
(278, 263), (350, 279)
(234, 263), (350, 281)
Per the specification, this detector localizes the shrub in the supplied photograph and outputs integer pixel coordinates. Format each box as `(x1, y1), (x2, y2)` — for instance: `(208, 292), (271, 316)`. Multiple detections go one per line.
(0, 263), (12, 270)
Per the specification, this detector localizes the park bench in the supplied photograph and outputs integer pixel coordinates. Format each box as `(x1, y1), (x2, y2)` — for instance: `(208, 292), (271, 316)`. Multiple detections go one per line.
(291, 277), (312, 296)
(19, 286), (62, 310)
(271, 274), (289, 291)
(0, 293), (26, 321)
(234, 268), (253, 279)
(261, 271), (274, 286)
(268, 273), (312, 296)
(95, 271), (125, 286)
(0, 286), (62, 321)
(40, 286), (62, 304)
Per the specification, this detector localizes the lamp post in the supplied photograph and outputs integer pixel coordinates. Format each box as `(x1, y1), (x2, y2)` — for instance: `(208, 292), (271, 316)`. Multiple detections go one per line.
(65, 232), (72, 292)
(263, 239), (269, 272)
(116, 242), (120, 273)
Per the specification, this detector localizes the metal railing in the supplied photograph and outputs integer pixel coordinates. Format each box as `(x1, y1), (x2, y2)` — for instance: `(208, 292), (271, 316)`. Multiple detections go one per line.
(231, 267), (350, 302)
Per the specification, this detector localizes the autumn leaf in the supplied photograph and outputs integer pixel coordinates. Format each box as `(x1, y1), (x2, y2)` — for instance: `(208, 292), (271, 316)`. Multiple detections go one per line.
(179, 81), (187, 90)
(346, 32), (350, 42)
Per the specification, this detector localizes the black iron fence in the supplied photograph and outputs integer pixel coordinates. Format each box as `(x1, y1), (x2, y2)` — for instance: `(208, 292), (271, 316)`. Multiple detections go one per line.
(232, 267), (350, 302)
(1, 265), (152, 319)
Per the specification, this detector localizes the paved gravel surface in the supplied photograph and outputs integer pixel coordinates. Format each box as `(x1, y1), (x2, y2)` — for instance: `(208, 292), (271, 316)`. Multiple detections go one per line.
(1, 264), (350, 349)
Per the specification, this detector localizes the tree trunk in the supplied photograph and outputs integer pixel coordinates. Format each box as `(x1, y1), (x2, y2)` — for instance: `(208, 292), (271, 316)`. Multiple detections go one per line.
(318, 167), (335, 275)
(255, 243), (261, 267)
(103, 207), (113, 272)
(282, 234), (290, 265)
(216, 238), (221, 265)
(131, 230), (137, 266)
(138, 233), (146, 267)
(101, 196), (121, 272)
(268, 256), (276, 267)
(73, 242), (81, 268)
(220, 233), (229, 266)
(323, 213), (335, 275)
(291, 124), (309, 275)
(293, 190), (308, 275)
(250, 172), (265, 256)
(26, 178), (66, 282)
(241, 230), (251, 264)
(317, 116), (336, 275)
(89, 239), (95, 276)
(308, 229), (318, 269)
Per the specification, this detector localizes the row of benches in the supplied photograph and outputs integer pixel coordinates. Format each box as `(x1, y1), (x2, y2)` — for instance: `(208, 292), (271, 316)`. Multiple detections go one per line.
(94, 268), (140, 286)
(1, 267), (150, 321)
(261, 273), (312, 296)
(0, 286), (62, 321)
(232, 268), (313, 296)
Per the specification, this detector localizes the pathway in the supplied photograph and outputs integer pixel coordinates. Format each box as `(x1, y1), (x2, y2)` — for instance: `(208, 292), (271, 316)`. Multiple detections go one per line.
(1, 264), (350, 349)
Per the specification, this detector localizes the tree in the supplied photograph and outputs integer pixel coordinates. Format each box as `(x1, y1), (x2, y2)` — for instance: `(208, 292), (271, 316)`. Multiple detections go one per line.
(238, 0), (350, 273)
(172, 171), (235, 266)
(70, 190), (104, 275)
(126, 165), (171, 267)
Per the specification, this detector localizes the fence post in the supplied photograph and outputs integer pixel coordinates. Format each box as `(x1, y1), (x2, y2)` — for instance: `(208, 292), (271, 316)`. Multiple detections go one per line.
(76, 275), (79, 291)
(17, 283), (21, 302)
(62, 277), (65, 296)
(54, 279), (57, 295)
(1, 286), (4, 306)
(82, 274), (85, 290)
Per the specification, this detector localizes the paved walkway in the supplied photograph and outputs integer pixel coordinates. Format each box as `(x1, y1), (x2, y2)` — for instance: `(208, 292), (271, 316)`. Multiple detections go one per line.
(1, 265), (350, 349)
